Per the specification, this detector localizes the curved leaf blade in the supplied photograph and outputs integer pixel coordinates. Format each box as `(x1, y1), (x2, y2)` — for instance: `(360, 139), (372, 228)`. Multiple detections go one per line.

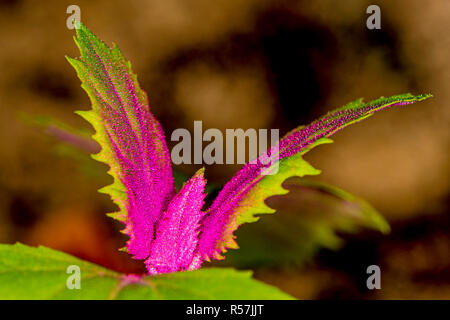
(67, 22), (174, 260)
(198, 93), (432, 261)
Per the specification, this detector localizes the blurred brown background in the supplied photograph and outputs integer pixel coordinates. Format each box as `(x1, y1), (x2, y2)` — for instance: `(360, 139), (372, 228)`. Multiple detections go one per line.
(0, 0), (449, 299)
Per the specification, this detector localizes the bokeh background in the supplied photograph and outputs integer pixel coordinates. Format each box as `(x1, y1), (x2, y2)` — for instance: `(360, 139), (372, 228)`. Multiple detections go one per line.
(0, 0), (449, 299)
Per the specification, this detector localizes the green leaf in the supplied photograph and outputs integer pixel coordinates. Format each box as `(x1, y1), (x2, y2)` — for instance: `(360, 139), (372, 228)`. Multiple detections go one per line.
(114, 268), (293, 300)
(0, 243), (293, 299)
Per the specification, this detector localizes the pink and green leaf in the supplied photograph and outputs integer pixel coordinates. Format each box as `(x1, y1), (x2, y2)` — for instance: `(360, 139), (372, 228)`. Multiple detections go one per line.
(67, 22), (174, 261)
(197, 93), (432, 261)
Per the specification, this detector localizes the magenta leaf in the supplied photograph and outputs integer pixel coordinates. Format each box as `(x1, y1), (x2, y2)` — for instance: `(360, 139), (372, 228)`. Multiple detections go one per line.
(146, 169), (207, 275)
